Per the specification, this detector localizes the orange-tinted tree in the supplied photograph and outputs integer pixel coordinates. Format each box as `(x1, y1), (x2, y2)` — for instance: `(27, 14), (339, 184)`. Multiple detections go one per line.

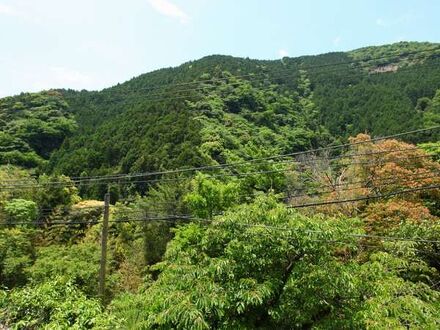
(313, 134), (440, 232)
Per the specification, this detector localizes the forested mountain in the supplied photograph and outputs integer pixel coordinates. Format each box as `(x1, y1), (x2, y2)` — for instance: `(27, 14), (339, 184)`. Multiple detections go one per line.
(0, 91), (77, 168)
(47, 42), (439, 176)
(0, 41), (439, 178)
(1, 41), (440, 328)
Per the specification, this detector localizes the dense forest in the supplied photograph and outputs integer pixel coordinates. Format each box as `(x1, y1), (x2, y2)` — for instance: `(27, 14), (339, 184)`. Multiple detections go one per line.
(1, 41), (440, 328)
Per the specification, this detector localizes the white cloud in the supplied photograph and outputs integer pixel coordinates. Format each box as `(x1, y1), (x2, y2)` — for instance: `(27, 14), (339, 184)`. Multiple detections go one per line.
(148, 0), (190, 24)
(278, 49), (289, 58)
(0, 3), (41, 23)
(333, 36), (341, 46)
(0, 4), (22, 17)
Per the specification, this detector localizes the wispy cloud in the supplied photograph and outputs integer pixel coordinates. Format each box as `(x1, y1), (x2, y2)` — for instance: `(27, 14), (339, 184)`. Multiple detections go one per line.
(148, 0), (190, 24)
(278, 49), (289, 58)
(0, 4), (22, 18)
(0, 3), (41, 23)
(333, 36), (341, 46)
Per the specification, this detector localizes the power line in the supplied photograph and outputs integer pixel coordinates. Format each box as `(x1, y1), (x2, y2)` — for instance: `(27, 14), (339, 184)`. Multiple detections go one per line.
(288, 184), (440, 208)
(38, 205), (104, 212)
(27, 170), (439, 223)
(71, 49), (440, 108)
(86, 47), (440, 97)
(7, 219), (440, 256)
(0, 151), (436, 192)
(66, 60), (440, 106)
(71, 154), (438, 189)
(3, 212), (440, 246)
(1, 126), (438, 189)
(0, 151), (435, 191)
(179, 215), (440, 244)
(3, 183), (440, 240)
(163, 216), (440, 246)
(64, 144), (427, 181)
(89, 168), (429, 210)
(0, 215), (186, 227)
(56, 125), (440, 182)
(103, 60), (440, 102)
(287, 171), (440, 201)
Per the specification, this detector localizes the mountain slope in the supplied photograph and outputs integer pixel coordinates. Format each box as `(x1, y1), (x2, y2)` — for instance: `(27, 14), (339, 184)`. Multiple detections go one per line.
(1, 41), (440, 178)
(0, 91), (77, 168)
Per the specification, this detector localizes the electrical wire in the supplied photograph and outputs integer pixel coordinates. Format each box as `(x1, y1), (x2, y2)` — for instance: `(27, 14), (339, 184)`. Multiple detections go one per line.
(2, 212), (439, 246)
(1, 126), (439, 189)
(287, 184), (440, 208)
(65, 53), (440, 107)
(0, 144), (420, 185)
(0, 152), (435, 190)
(78, 47), (440, 97)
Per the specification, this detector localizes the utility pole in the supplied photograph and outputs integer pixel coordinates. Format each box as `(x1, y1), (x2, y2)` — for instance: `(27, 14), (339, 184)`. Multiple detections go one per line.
(99, 191), (110, 300)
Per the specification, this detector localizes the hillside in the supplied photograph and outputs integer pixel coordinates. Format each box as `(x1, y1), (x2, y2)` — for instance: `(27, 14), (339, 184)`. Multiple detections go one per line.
(0, 42), (439, 179)
(1, 41), (440, 329)
(43, 42), (440, 174)
(0, 91), (77, 168)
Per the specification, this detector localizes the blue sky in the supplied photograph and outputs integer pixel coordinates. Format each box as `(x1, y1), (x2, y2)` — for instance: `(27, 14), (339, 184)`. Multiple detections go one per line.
(0, 0), (438, 97)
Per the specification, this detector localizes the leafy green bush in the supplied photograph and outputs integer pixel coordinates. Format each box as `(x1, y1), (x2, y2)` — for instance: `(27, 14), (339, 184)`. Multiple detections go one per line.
(108, 196), (440, 329)
(4, 199), (38, 224)
(0, 278), (105, 329)
(184, 173), (240, 219)
(26, 243), (101, 297)
(0, 228), (35, 288)
(36, 174), (80, 210)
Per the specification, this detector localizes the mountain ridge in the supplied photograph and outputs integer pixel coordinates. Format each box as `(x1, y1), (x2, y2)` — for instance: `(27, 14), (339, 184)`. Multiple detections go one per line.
(1, 41), (440, 182)
(95, 41), (439, 94)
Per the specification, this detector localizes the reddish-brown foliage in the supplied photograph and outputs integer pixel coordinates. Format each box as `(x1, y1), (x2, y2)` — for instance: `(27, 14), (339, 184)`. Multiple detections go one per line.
(314, 134), (440, 231)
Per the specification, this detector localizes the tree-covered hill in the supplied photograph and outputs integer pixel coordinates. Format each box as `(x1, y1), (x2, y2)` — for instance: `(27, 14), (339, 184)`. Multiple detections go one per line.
(0, 91), (77, 168)
(57, 42), (440, 176)
(1, 41), (440, 178)
(1, 41), (440, 329)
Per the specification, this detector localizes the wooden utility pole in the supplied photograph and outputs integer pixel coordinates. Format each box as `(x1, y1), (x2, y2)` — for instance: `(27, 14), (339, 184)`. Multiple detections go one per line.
(99, 192), (110, 300)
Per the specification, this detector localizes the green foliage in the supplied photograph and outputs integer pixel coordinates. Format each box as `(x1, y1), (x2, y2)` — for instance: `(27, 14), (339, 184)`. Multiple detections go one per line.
(423, 89), (440, 133)
(0, 91), (77, 168)
(0, 165), (36, 205)
(38, 201), (104, 244)
(42, 42), (439, 180)
(0, 278), (105, 329)
(35, 174), (80, 210)
(272, 250), (440, 329)
(4, 199), (38, 224)
(348, 41), (439, 65)
(0, 228), (35, 288)
(185, 173), (240, 219)
(419, 141), (440, 160)
(110, 180), (192, 267)
(1, 42), (440, 328)
(106, 197), (440, 329)
(49, 100), (205, 179)
(189, 71), (329, 165)
(26, 242), (102, 297)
